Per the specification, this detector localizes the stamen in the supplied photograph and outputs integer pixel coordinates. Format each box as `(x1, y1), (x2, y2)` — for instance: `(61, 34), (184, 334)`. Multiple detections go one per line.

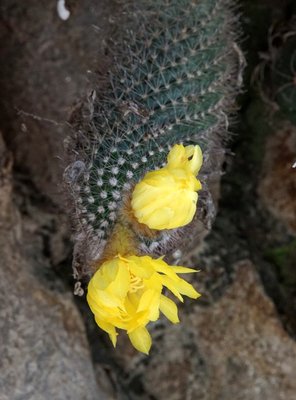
(129, 274), (144, 293)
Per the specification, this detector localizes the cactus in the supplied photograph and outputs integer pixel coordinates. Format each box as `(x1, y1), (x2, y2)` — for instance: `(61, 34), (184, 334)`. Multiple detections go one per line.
(64, 0), (242, 282)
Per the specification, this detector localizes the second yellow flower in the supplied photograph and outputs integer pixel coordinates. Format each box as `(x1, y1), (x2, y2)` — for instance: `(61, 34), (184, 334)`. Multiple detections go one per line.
(131, 144), (203, 230)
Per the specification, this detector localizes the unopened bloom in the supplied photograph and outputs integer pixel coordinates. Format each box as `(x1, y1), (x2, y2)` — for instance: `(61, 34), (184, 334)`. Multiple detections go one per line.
(131, 144), (203, 230)
(87, 254), (199, 354)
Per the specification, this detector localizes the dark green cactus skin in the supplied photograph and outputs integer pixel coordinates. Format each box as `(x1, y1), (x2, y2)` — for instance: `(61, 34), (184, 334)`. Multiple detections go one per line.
(64, 0), (241, 278)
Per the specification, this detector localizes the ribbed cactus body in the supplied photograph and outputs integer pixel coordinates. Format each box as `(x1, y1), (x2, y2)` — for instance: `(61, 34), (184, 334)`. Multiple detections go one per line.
(65, 0), (241, 279)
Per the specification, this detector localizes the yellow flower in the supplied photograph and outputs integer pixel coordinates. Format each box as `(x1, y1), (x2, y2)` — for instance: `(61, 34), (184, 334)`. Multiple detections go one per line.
(131, 144), (203, 230)
(87, 254), (200, 354)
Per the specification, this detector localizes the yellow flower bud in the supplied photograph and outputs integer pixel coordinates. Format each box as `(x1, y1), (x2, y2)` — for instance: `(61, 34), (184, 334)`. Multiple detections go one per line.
(131, 144), (202, 230)
(87, 254), (200, 354)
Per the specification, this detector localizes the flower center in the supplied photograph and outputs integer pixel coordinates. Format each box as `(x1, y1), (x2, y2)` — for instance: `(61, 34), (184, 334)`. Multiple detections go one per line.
(129, 273), (144, 293)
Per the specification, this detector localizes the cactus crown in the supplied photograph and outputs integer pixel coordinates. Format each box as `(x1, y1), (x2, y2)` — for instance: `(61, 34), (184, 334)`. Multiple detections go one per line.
(64, 0), (241, 280)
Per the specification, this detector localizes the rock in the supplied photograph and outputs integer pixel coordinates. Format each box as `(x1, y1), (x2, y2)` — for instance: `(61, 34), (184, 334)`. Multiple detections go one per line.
(115, 260), (296, 400)
(0, 135), (111, 400)
(0, 0), (117, 203)
(0, 2), (120, 398)
(258, 123), (296, 235)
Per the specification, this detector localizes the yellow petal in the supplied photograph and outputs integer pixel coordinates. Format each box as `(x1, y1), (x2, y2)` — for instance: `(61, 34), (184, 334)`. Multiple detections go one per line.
(100, 290), (123, 308)
(166, 144), (186, 169)
(143, 272), (163, 292)
(185, 144), (203, 174)
(92, 258), (118, 289)
(172, 278), (201, 299)
(87, 294), (120, 320)
(160, 275), (184, 302)
(125, 292), (139, 312)
(137, 289), (161, 321)
(194, 179), (202, 191)
(86, 289), (104, 315)
(152, 258), (195, 281)
(128, 256), (154, 279)
(126, 310), (151, 333)
(171, 266), (198, 274)
(149, 306), (160, 322)
(142, 207), (174, 230)
(153, 258), (179, 278)
(159, 295), (179, 323)
(128, 326), (152, 354)
(167, 144), (202, 174)
(137, 289), (157, 312)
(107, 259), (130, 299)
(104, 258), (120, 282)
(94, 316), (117, 347)
(140, 169), (173, 187)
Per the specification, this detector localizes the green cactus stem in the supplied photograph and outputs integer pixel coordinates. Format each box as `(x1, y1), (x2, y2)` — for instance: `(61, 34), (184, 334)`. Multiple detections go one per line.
(64, 0), (242, 281)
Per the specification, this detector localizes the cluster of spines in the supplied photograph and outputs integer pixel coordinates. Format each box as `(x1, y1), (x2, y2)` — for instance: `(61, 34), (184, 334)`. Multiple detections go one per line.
(66, 0), (240, 265)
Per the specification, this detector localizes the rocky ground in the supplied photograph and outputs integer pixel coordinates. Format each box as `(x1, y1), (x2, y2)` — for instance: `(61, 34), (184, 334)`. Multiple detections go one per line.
(0, 1), (295, 399)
